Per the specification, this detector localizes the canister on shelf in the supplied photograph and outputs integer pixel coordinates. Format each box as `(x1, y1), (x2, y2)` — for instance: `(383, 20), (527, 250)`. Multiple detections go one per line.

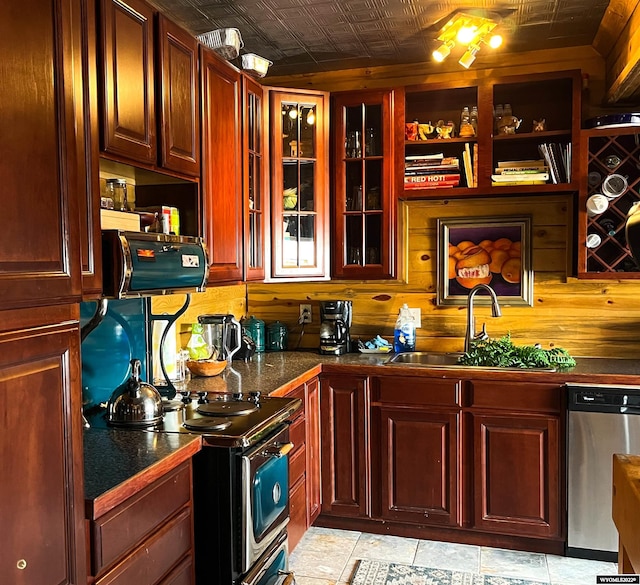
(105, 178), (128, 211)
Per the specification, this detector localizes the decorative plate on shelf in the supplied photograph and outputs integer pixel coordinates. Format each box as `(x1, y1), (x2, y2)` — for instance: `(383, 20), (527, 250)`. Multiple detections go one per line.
(585, 113), (640, 129)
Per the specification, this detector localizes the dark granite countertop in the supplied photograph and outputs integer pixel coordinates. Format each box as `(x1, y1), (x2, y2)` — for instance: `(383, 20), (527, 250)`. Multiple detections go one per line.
(83, 427), (201, 519)
(84, 349), (640, 517)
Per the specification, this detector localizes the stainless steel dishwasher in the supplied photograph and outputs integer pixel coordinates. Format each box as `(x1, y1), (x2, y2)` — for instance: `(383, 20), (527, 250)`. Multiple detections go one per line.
(567, 382), (640, 561)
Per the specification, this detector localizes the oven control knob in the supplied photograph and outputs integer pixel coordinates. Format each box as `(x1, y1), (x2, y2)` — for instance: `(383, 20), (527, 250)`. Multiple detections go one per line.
(249, 391), (261, 405)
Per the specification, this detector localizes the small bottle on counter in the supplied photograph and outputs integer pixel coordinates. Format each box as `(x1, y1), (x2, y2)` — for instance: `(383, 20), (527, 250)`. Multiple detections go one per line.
(393, 304), (416, 353)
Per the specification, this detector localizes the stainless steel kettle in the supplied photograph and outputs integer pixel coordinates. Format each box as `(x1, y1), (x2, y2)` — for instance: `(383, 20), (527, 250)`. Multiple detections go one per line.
(106, 358), (164, 427)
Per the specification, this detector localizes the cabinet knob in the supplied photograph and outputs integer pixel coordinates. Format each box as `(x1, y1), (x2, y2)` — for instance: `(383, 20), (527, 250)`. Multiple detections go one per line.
(17, 559), (27, 570)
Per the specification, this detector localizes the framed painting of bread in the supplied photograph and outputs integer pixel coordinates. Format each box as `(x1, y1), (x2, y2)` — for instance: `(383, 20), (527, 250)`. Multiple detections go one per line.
(436, 216), (533, 306)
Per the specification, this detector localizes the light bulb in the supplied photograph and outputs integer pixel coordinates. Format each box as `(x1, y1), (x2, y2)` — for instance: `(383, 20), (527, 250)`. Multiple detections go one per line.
(306, 109), (316, 125)
(458, 46), (479, 69)
(432, 42), (452, 62)
(288, 107), (298, 119)
(488, 34), (503, 49)
(456, 25), (478, 45)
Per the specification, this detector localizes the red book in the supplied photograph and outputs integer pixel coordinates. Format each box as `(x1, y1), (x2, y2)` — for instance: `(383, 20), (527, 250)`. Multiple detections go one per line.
(404, 173), (461, 184)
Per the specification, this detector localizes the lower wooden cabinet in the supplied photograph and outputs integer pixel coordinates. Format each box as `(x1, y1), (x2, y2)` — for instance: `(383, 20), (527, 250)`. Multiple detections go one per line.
(319, 373), (565, 549)
(0, 310), (86, 585)
(281, 376), (321, 550)
(320, 374), (371, 518)
(469, 380), (563, 539)
(88, 461), (195, 585)
(373, 377), (461, 527)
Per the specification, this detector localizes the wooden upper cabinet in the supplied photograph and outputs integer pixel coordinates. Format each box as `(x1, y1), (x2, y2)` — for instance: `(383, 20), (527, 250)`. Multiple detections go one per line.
(0, 315), (86, 584)
(80, 0), (103, 298)
(100, 0), (156, 165)
(0, 0), (82, 310)
(157, 15), (200, 177)
(269, 89), (329, 280)
(243, 75), (266, 281)
(200, 48), (243, 282)
(332, 89), (398, 279)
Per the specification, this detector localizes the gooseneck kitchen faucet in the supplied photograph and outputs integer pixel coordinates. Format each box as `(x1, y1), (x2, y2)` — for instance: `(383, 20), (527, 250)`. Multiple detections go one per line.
(464, 284), (502, 353)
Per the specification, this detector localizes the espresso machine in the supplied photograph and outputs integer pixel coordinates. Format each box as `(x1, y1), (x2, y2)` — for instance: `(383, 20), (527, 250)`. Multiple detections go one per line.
(319, 300), (352, 355)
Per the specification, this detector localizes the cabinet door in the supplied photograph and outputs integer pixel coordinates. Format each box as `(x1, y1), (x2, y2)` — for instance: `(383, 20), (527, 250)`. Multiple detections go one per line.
(201, 48), (243, 282)
(377, 407), (459, 526)
(332, 90), (397, 279)
(243, 75), (266, 281)
(100, 0), (156, 164)
(270, 90), (329, 279)
(320, 374), (370, 518)
(0, 0), (82, 309)
(157, 15), (200, 177)
(79, 0), (103, 298)
(0, 316), (85, 584)
(306, 376), (321, 525)
(471, 413), (561, 538)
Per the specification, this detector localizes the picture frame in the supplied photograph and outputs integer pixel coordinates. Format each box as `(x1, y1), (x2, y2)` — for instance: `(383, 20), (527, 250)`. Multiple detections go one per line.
(436, 216), (533, 306)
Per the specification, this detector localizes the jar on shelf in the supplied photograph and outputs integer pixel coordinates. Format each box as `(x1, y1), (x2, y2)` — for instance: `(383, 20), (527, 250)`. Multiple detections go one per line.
(105, 178), (128, 211)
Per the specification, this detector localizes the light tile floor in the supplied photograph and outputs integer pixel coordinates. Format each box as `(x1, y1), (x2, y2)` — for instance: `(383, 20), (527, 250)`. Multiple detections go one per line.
(289, 527), (619, 585)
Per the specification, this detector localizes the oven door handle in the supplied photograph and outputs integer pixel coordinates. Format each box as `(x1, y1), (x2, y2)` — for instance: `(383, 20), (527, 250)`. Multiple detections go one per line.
(277, 570), (295, 585)
(262, 442), (294, 458)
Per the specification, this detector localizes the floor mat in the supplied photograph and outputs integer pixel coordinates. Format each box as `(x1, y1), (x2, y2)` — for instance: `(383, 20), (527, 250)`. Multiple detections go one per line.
(349, 560), (547, 585)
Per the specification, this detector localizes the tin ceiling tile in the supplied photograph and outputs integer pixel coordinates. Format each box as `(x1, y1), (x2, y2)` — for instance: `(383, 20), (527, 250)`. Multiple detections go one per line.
(146, 0), (610, 75)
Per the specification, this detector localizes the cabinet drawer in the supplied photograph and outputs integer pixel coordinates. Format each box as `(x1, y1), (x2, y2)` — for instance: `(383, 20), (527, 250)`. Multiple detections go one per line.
(374, 377), (461, 407)
(95, 507), (192, 585)
(289, 443), (306, 486)
(159, 555), (193, 585)
(470, 381), (562, 413)
(289, 413), (306, 451)
(92, 462), (191, 575)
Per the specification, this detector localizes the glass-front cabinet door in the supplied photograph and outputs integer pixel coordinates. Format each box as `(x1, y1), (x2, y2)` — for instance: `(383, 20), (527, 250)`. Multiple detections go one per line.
(270, 90), (329, 279)
(243, 75), (265, 281)
(333, 89), (396, 279)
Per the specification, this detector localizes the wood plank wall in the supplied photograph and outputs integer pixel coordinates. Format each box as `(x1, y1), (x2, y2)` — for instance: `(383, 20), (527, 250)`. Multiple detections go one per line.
(150, 283), (246, 349)
(248, 195), (640, 359)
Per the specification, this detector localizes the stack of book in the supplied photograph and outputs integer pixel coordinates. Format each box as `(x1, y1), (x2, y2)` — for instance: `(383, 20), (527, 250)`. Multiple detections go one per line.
(404, 153), (460, 190)
(491, 159), (550, 186)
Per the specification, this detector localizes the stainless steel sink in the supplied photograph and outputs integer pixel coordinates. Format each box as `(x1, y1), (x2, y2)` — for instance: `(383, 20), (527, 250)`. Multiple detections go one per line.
(386, 352), (465, 366)
(384, 352), (556, 372)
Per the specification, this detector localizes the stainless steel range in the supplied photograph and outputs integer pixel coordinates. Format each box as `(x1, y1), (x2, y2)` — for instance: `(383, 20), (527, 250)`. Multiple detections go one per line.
(89, 390), (301, 585)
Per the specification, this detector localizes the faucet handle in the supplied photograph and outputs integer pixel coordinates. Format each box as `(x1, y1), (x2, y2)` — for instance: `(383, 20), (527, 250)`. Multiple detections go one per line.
(474, 322), (489, 343)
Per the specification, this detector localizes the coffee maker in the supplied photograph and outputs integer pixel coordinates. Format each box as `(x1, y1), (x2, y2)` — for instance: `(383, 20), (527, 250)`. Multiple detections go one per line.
(319, 300), (352, 355)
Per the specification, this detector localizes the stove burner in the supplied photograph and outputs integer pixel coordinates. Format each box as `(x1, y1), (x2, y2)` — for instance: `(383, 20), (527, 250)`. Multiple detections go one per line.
(183, 417), (233, 431)
(197, 401), (258, 417)
(162, 400), (185, 412)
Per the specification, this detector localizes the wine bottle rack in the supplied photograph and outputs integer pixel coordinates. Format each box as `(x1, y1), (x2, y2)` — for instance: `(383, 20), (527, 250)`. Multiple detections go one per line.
(579, 127), (640, 277)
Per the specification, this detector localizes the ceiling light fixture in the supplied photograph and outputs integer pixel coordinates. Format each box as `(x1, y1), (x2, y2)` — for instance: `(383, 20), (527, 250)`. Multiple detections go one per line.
(432, 12), (503, 68)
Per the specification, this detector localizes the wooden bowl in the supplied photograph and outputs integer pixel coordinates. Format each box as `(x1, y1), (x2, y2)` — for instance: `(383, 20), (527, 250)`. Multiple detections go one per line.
(186, 359), (227, 377)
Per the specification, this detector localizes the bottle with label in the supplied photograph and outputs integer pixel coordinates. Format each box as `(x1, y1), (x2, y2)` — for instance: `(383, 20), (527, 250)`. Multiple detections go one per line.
(460, 106), (470, 127)
(600, 218), (617, 236)
(186, 323), (212, 360)
(470, 106), (478, 134)
(393, 303), (416, 353)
